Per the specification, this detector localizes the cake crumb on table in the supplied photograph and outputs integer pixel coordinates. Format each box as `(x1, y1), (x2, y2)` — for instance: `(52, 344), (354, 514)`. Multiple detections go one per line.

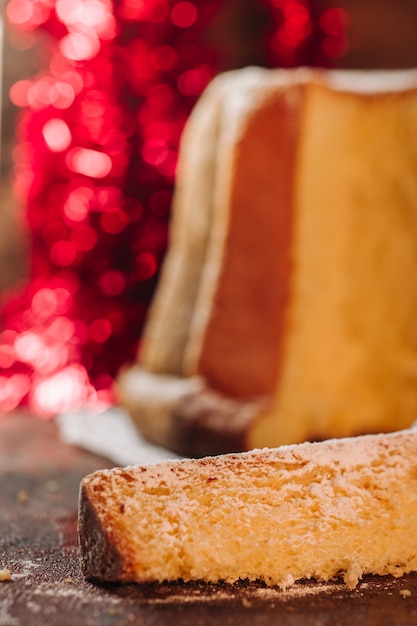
(400, 589), (412, 598)
(0, 569), (12, 582)
(17, 489), (28, 504)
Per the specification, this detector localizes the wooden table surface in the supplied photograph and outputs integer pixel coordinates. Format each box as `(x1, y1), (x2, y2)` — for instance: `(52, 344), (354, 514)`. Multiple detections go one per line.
(1, 412), (417, 626)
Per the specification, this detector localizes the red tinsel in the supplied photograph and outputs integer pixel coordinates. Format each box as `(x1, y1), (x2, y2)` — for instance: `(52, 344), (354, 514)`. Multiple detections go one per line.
(2, 0), (348, 415)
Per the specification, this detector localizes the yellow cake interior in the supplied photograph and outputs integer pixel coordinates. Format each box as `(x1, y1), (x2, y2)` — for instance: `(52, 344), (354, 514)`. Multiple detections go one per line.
(250, 80), (417, 448)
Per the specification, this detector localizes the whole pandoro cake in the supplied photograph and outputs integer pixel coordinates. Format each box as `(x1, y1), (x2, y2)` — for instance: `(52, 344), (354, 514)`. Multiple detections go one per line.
(79, 428), (417, 589)
(118, 66), (417, 457)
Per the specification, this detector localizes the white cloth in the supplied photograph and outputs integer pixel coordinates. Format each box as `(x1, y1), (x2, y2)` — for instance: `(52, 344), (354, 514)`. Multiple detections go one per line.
(56, 406), (181, 467)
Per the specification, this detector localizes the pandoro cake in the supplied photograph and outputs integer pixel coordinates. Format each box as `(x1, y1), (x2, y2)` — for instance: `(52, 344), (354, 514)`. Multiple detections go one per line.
(118, 66), (417, 456)
(79, 428), (417, 589)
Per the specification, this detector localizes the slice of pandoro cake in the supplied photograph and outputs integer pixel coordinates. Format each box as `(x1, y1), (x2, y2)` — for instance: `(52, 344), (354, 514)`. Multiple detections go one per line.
(78, 428), (417, 589)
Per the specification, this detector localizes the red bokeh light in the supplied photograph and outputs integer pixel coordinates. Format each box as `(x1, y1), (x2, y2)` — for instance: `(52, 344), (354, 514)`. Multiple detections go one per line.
(142, 138), (168, 166)
(0, 374), (31, 413)
(135, 252), (158, 281)
(89, 318), (112, 343)
(100, 208), (128, 234)
(0, 331), (18, 369)
(320, 8), (349, 59)
(117, 0), (146, 21)
(66, 148), (112, 178)
(6, 0), (53, 30)
(63, 187), (92, 222)
(146, 84), (175, 111)
(177, 66), (212, 96)
(170, 2), (198, 28)
(99, 270), (126, 296)
(70, 224), (98, 251)
(56, 0), (115, 37)
(50, 240), (79, 267)
(149, 46), (178, 72)
(31, 288), (59, 318)
(9, 79), (32, 107)
(42, 118), (72, 152)
(144, 0), (170, 23)
(320, 7), (349, 37)
(60, 32), (100, 61)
